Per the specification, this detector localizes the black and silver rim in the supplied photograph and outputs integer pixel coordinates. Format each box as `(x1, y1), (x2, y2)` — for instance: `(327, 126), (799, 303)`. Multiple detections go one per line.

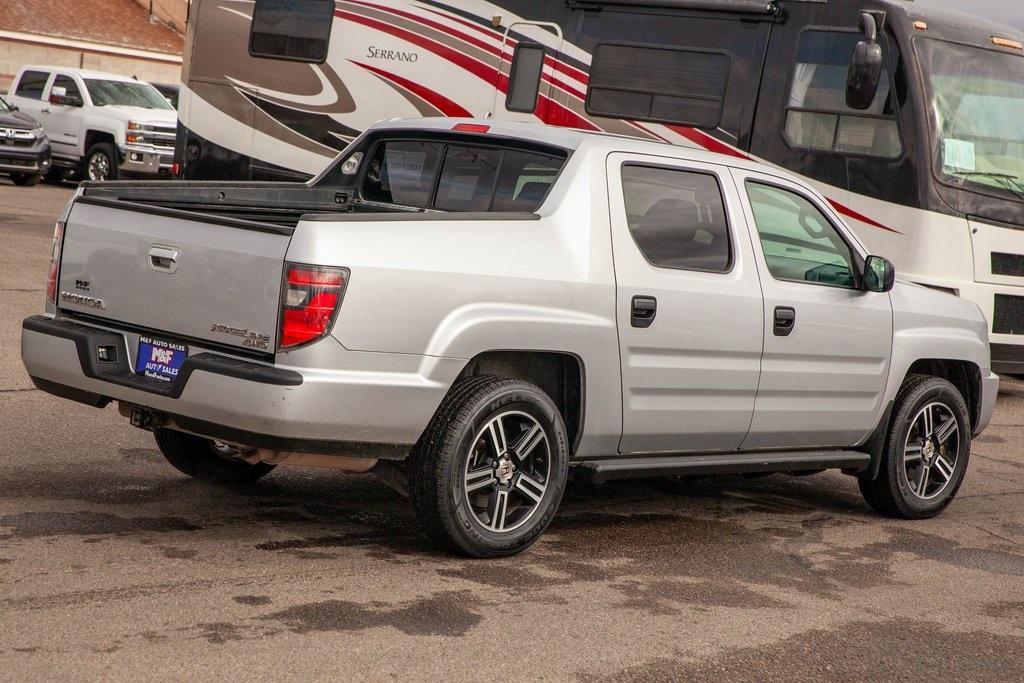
(87, 152), (110, 180)
(902, 401), (960, 501)
(462, 410), (551, 533)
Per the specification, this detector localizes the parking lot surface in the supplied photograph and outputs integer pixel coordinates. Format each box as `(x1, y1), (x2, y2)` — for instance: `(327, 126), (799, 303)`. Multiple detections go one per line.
(2, 179), (1023, 680)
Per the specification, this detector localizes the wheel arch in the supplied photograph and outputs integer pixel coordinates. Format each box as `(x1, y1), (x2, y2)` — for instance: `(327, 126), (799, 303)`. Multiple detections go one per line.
(84, 129), (118, 156)
(452, 350), (585, 455)
(903, 359), (982, 433)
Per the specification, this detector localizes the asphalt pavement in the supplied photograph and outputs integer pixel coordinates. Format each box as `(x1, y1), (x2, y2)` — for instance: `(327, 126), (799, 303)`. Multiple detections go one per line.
(2, 178), (1023, 680)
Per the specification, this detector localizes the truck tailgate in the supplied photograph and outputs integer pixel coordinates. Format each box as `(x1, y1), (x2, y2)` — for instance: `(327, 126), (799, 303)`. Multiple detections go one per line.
(58, 198), (289, 353)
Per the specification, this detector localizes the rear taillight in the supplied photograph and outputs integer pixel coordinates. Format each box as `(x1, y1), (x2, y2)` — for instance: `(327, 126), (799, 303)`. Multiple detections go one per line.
(46, 221), (65, 306)
(279, 263), (348, 350)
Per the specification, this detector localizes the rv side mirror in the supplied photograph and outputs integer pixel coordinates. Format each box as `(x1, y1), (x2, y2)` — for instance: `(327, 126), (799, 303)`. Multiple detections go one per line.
(863, 255), (895, 293)
(846, 12), (884, 111)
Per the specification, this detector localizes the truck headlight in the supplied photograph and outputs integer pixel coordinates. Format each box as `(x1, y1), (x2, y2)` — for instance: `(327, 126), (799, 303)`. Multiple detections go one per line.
(32, 126), (46, 139)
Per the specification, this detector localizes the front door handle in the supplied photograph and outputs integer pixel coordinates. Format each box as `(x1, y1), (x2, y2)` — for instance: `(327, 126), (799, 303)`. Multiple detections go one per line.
(774, 306), (796, 336)
(631, 296), (657, 328)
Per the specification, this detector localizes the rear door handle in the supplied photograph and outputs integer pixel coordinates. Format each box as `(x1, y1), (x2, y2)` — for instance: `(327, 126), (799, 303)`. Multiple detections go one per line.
(631, 296), (657, 328)
(774, 306), (796, 336)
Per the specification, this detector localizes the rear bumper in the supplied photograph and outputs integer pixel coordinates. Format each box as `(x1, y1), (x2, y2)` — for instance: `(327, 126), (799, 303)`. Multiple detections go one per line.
(21, 315), (461, 458)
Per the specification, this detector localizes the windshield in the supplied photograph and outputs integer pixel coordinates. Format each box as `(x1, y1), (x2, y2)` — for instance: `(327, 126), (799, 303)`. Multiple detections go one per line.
(84, 79), (174, 110)
(919, 38), (1024, 201)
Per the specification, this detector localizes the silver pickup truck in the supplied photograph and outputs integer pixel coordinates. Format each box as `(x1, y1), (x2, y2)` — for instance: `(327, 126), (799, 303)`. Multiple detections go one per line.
(22, 119), (998, 557)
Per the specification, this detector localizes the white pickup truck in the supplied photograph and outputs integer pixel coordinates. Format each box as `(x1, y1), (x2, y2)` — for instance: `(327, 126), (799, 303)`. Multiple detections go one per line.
(7, 67), (176, 182)
(22, 119), (998, 557)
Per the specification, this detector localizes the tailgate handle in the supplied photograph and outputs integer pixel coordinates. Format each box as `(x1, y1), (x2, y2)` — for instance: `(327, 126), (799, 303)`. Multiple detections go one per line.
(148, 245), (180, 274)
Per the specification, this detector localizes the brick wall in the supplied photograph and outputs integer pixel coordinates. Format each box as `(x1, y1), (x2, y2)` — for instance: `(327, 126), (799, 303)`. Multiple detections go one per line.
(0, 39), (181, 92)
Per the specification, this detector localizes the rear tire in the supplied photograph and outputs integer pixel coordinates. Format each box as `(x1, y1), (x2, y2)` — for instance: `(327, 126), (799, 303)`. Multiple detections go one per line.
(10, 172), (41, 186)
(154, 429), (275, 484)
(408, 376), (569, 558)
(83, 143), (117, 181)
(859, 375), (970, 519)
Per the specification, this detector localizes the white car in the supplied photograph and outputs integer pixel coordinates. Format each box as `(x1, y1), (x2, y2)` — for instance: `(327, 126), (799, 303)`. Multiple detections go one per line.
(22, 119), (998, 557)
(7, 66), (176, 181)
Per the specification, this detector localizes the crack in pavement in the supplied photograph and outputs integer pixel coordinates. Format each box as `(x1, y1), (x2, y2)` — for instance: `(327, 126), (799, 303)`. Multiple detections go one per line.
(0, 388), (37, 394)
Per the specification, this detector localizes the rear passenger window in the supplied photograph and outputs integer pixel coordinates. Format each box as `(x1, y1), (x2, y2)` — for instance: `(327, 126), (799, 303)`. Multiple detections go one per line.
(15, 70), (50, 100)
(249, 0), (334, 63)
(360, 140), (565, 212)
(621, 165), (731, 272)
(587, 44), (730, 128)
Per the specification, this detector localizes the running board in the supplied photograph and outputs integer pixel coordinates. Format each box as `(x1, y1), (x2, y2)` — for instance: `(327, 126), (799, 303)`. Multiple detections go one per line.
(575, 450), (871, 485)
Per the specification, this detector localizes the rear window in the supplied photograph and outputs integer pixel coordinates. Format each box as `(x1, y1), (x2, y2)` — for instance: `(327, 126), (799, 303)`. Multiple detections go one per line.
(361, 140), (566, 212)
(15, 70), (50, 100)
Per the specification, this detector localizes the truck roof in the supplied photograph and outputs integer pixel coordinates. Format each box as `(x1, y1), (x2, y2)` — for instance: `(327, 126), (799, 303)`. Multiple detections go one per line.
(18, 66), (146, 83)
(367, 117), (781, 177)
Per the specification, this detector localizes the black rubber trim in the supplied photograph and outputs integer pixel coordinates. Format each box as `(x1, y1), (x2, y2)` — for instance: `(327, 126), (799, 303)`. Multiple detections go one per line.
(991, 343), (1024, 375)
(165, 412), (409, 459)
(23, 315), (301, 399)
(72, 195), (295, 236)
(30, 375), (110, 408)
(574, 450), (871, 485)
(299, 211), (541, 222)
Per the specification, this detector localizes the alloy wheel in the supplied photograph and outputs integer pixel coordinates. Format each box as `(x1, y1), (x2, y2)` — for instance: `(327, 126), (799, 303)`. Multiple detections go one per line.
(462, 410), (551, 533)
(88, 152), (110, 181)
(902, 401), (960, 500)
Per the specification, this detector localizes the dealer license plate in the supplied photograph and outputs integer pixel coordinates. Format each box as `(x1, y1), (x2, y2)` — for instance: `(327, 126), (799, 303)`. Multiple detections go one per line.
(135, 336), (188, 383)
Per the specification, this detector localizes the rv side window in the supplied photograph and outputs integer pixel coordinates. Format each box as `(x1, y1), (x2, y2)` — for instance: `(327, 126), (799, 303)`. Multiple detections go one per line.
(621, 165), (732, 273)
(785, 31), (902, 158)
(506, 43), (546, 113)
(14, 70), (50, 100)
(249, 0), (334, 63)
(586, 43), (729, 128)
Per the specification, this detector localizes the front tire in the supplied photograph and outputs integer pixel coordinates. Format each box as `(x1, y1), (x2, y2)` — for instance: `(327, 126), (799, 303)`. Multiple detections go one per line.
(154, 429), (275, 484)
(10, 172), (41, 186)
(859, 375), (971, 519)
(408, 376), (569, 558)
(83, 143), (117, 181)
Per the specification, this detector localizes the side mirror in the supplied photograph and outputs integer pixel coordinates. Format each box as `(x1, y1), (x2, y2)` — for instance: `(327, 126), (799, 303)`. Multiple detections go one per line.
(48, 86), (83, 107)
(846, 12), (884, 111)
(864, 255), (895, 293)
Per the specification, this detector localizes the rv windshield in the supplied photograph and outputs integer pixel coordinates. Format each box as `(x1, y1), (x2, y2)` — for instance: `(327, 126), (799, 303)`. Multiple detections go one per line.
(919, 39), (1024, 202)
(84, 79), (174, 110)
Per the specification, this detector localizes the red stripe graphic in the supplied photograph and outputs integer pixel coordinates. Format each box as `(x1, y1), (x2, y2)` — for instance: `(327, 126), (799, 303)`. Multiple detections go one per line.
(336, 8), (599, 131)
(350, 60), (472, 117)
(829, 199), (902, 234)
